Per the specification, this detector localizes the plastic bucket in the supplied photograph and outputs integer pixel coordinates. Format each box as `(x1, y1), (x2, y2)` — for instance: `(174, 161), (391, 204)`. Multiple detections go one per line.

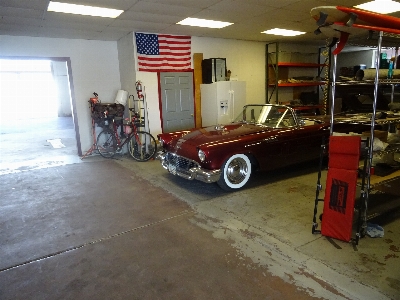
(115, 90), (128, 106)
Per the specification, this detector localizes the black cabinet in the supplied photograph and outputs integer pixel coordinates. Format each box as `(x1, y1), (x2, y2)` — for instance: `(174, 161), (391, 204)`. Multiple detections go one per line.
(202, 58), (227, 84)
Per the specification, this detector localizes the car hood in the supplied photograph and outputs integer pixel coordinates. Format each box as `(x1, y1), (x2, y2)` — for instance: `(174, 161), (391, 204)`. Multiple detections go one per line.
(170, 123), (274, 148)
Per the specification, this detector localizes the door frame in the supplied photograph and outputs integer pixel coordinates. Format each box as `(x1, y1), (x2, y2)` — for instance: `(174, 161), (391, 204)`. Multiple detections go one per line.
(0, 55), (81, 155)
(157, 70), (196, 133)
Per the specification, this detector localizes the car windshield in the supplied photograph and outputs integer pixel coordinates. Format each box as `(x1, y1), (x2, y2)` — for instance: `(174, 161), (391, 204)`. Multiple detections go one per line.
(234, 104), (297, 128)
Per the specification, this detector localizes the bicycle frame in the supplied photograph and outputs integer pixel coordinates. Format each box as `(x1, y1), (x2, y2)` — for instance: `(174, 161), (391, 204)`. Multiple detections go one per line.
(110, 111), (147, 151)
(96, 108), (156, 161)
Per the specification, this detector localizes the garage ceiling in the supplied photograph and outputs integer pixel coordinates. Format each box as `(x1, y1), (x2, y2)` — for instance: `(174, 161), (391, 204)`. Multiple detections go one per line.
(1, 0), (400, 44)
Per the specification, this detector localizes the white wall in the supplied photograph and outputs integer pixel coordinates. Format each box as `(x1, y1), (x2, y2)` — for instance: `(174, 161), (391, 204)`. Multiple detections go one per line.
(337, 49), (374, 71)
(336, 48), (400, 75)
(135, 72), (161, 136)
(0, 35), (121, 155)
(192, 37), (266, 104)
(117, 34), (136, 99)
(52, 61), (72, 117)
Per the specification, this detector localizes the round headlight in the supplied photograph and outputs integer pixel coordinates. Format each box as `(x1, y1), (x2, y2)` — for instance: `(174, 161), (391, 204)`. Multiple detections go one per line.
(198, 149), (206, 162)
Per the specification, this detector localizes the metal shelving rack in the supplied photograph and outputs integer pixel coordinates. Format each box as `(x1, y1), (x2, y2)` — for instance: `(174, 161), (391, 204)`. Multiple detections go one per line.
(315, 31), (400, 244)
(266, 42), (327, 104)
(318, 43), (332, 115)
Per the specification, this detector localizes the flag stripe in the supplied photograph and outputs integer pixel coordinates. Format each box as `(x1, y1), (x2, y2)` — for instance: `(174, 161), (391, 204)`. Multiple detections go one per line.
(138, 62), (192, 68)
(158, 34), (190, 39)
(138, 56), (191, 62)
(135, 32), (192, 72)
(158, 52), (190, 56)
(159, 46), (191, 51)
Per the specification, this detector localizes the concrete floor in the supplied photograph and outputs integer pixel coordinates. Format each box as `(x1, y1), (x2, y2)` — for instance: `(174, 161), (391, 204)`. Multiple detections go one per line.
(0, 117), (399, 300)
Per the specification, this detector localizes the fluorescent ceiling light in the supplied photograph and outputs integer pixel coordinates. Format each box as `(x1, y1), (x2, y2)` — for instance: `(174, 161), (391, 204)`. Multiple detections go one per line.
(262, 28), (305, 36)
(48, 1), (123, 18)
(177, 17), (233, 29)
(355, 0), (400, 14)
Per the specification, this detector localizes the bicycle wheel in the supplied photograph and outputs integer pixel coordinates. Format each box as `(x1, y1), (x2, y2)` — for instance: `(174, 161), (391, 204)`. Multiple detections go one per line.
(97, 129), (117, 158)
(128, 131), (157, 162)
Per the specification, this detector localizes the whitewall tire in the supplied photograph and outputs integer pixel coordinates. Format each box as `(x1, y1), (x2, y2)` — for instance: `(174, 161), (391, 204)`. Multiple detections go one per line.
(217, 154), (252, 191)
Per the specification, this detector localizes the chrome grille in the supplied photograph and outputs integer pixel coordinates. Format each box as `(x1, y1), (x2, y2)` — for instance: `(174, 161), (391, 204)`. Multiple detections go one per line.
(165, 152), (199, 175)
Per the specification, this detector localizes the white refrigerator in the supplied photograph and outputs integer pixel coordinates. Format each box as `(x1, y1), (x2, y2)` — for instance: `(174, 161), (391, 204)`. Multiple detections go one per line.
(200, 81), (246, 127)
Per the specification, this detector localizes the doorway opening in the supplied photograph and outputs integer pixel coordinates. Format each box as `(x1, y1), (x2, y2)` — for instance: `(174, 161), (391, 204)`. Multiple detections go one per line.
(0, 58), (80, 175)
(0, 59), (58, 119)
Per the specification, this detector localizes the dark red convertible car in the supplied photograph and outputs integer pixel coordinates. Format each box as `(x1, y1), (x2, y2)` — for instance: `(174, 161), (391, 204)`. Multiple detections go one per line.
(157, 104), (358, 191)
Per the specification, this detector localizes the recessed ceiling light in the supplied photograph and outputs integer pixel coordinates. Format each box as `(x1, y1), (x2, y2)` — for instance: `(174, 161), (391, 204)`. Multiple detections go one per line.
(355, 0), (400, 14)
(262, 28), (305, 36)
(47, 1), (123, 18)
(177, 17), (233, 29)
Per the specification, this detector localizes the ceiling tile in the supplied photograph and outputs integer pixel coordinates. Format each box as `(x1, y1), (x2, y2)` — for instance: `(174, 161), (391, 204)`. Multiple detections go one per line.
(41, 19), (109, 32)
(2, 0), (400, 43)
(0, 0), (49, 10)
(97, 27), (133, 40)
(119, 11), (181, 24)
(110, 19), (170, 32)
(0, 16), (44, 27)
(263, 8), (312, 23)
(44, 11), (114, 26)
(57, 0), (139, 10)
(187, 10), (241, 23)
(0, 7), (44, 18)
(36, 26), (103, 40)
(0, 23), (41, 36)
(315, 0), (367, 7)
(127, 1), (201, 17)
(284, 0), (331, 13)
(158, 23), (219, 37)
(141, 0), (222, 9)
(206, 0), (269, 16)
(258, 0), (302, 9)
(189, 7), (275, 23)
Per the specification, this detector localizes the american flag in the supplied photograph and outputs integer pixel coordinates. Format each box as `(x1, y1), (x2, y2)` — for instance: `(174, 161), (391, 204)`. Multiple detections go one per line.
(135, 33), (191, 72)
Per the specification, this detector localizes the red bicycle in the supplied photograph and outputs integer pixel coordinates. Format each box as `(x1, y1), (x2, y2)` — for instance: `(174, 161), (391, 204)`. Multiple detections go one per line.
(96, 108), (157, 161)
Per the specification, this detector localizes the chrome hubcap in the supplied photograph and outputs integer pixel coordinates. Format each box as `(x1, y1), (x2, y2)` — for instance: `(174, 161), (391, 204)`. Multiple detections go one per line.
(226, 158), (248, 184)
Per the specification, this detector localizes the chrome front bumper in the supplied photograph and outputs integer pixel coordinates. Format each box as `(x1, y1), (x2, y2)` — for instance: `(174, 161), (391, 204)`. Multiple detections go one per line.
(157, 151), (221, 184)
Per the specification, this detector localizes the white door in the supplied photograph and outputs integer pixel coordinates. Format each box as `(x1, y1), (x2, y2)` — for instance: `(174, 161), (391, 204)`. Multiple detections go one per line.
(160, 72), (194, 133)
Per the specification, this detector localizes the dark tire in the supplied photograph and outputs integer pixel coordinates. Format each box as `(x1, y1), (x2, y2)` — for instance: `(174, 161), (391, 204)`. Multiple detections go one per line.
(128, 131), (157, 162)
(97, 129), (117, 158)
(217, 154), (252, 191)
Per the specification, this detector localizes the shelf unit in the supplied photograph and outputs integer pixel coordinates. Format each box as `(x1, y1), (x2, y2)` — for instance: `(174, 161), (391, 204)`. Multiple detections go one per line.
(335, 79), (400, 85)
(313, 32), (400, 245)
(266, 42), (328, 104)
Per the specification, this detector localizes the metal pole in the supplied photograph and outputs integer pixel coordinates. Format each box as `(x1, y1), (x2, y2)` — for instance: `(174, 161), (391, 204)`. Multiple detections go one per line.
(369, 31), (383, 188)
(362, 30), (383, 234)
(266, 43), (269, 104)
(276, 42), (279, 104)
(329, 44), (338, 135)
(391, 47), (398, 104)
